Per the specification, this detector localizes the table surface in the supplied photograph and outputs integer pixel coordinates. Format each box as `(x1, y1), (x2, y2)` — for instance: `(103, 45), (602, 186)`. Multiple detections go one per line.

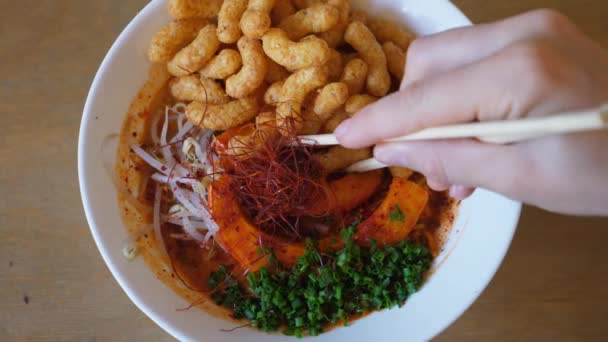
(1, 0), (607, 341)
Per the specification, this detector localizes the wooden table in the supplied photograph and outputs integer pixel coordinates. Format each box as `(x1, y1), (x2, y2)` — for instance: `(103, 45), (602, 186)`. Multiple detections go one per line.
(1, 1), (607, 340)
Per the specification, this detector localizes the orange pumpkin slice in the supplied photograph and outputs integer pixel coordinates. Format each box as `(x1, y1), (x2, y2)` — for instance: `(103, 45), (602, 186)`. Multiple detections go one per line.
(355, 177), (429, 247)
(210, 176), (428, 272)
(309, 170), (383, 216)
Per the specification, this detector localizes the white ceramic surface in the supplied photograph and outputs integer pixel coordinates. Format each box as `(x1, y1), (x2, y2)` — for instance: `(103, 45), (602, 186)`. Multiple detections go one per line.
(78, 1), (522, 341)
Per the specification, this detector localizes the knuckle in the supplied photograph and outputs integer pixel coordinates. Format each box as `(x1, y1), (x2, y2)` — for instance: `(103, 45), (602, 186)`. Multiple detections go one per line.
(511, 42), (548, 73)
(398, 80), (426, 109)
(506, 41), (563, 92)
(405, 38), (430, 77)
(420, 150), (450, 185)
(528, 9), (574, 35)
(497, 146), (539, 197)
(406, 38), (425, 63)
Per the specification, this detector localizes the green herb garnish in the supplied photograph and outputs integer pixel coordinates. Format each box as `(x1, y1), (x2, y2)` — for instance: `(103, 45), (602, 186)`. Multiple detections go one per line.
(209, 225), (431, 337)
(389, 204), (405, 222)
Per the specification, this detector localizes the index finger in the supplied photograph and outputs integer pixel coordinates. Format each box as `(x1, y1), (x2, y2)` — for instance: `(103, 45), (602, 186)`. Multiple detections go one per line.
(334, 46), (516, 148)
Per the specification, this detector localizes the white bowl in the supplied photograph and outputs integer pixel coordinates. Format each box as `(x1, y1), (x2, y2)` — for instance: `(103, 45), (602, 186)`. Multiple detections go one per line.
(79, 1), (521, 341)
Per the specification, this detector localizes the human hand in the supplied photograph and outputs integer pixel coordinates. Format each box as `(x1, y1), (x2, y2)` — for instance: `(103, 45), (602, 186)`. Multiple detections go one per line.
(335, 9), (608, 216)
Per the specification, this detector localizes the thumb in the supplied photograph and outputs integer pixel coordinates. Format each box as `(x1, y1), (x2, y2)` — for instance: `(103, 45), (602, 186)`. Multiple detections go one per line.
(374, 139), (529, 196)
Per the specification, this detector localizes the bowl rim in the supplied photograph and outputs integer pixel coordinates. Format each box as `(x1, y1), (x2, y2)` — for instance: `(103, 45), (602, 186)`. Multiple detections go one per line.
(78, 1), (522, 341)
(78, 1), (183, 339)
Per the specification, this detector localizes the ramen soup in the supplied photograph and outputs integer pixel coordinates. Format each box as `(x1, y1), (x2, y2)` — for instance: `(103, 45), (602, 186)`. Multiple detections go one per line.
(115, 1), (457, 337)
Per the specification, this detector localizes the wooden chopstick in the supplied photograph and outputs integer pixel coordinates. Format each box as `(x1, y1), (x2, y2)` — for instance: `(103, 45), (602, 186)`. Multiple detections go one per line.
(298, 104), (608, 173)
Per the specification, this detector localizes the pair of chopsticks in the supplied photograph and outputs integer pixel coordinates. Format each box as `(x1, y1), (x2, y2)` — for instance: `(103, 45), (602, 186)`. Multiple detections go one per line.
(299, 104), (608, 173)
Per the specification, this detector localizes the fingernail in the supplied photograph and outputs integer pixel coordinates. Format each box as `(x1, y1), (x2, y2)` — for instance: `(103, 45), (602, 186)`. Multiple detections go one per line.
(428, 179), (450, 192)
(334, 119), (352, 139)
(449, 185), (474, 200)
(449, 185), (460, 198)
(374, 145), (402, 164)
